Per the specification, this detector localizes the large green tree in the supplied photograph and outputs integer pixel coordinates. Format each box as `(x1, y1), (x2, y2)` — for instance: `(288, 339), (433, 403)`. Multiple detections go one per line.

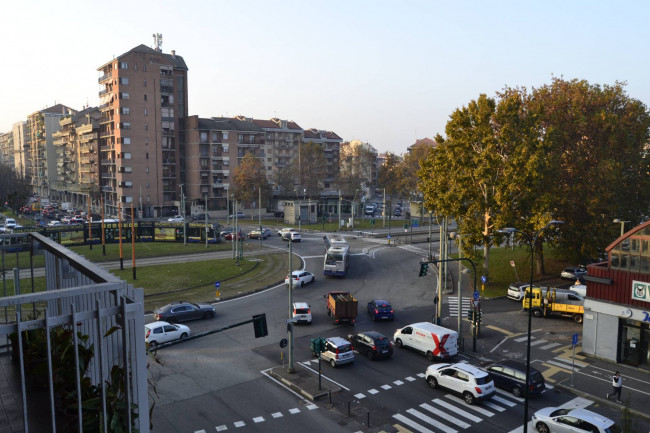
(377, 152), (401, 199)
(0, 165), (31, 211)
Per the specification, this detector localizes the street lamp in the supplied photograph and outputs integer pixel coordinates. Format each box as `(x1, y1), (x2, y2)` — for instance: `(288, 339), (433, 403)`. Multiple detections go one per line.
(612, 218), (630, 238)
(497, 220), (564, 433)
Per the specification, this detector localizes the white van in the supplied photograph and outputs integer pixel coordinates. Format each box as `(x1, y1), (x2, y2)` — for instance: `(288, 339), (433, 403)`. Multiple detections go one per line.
(393, 322), (458, 361)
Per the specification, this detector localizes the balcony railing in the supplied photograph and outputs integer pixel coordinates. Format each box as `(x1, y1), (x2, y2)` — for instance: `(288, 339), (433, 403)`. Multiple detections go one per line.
(98, 73), (112, 83)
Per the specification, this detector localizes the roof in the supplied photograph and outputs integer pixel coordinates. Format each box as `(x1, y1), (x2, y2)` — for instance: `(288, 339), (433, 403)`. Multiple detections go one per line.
(200, 117), (265, 133)
(97, 44), (188, 70)
(245, 117), (303, 131)
(303, 128), (342, 140)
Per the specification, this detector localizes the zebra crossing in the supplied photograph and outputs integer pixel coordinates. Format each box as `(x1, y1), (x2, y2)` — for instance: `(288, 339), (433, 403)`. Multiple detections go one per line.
(448, 297), (472, 317)
(192, 403), (319, 432)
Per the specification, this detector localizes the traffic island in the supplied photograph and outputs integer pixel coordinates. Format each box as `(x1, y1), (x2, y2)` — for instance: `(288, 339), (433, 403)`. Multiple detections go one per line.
(266, 363), (341, 402)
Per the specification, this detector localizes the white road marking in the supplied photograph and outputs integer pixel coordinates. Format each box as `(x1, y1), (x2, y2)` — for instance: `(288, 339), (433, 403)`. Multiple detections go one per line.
(252, 416), (264, 423)
(431, 399), (482, 422)
(355, 393), (366, 399)
(444, 394), (495, 417)
(271, 412), (283, 418)
(393, 413), (435, 433)
(420, 403), (471, 428)
(233, 420), (245, 427)
(406, 408), (458, 433)
(492, 394), (517, 407)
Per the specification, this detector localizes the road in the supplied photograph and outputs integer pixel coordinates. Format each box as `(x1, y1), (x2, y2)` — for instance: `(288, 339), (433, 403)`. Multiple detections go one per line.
(145, 230), (649, 433)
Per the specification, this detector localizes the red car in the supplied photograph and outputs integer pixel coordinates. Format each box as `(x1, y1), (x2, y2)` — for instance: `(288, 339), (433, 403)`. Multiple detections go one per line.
(224, 231), (245, 241)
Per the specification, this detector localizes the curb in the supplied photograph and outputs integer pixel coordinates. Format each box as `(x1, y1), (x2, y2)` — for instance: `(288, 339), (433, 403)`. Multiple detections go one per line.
(267, 368), (333, 402)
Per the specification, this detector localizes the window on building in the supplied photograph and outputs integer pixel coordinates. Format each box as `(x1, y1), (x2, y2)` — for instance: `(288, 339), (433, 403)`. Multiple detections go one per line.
(145, 138), (149, 144)
(120, 77), (129, 85)
(144, 94), (147, 101)
(121, 107), (130, 115)
(143, 65), (146, 72)
(223, 160), (229, 166)
(223, 145), (229, 153)
(123, 152), (132, 159)
(212, 132), (218, 142)
(144, 123), (148, 131)
(144, 108), (147, 116)
(119, 62), (128, 69)
(123, 138), (131, 145)
(121, 122), (130, 129)
(146, 167), (149, 174)
(134, 64), (138, 71)
(146, 182), (150, 188)
(200, 132), (208, 143)
(238, 134), (244, 143)
(223, 132), (229, 140)
(146, 152), (149, 159)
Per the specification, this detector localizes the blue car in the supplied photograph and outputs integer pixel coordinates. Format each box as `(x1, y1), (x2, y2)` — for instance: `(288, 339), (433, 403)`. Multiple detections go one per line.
(367, 299), (394, 321)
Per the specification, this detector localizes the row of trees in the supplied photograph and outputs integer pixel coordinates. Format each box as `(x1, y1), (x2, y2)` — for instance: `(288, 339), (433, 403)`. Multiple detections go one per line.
(417, 78), (650, 280)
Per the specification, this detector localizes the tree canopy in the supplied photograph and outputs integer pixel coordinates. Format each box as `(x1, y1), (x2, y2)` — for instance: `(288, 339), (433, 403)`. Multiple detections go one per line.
(0, 165), (31, 212)
(231, 153), (270, 215)
(418, 78), (650, 278)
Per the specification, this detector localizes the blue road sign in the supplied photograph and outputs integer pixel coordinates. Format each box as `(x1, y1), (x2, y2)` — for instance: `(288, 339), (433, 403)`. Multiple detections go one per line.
(481, 275), (487, 284)
(387, 235), (391, 239)
(572, 333), (578, 345)
(215, 281), (221, 288)
(473, 290), (480, 300)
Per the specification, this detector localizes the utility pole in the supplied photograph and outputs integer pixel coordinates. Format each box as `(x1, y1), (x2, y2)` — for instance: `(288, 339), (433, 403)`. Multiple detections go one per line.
(205, 195), (209, 248)
(288, 240), (295, 373)
(180, 184), (187, 246)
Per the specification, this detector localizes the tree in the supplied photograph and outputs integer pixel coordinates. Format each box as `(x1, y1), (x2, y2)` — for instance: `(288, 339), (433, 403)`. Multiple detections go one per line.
(0, 165), (31, 211)
(231, 153), (270, 217)
(397, 141), (436, 202)
(294, 141), (327, 199)
(338, 142), (376, 197)
(377, 152), (401, 199)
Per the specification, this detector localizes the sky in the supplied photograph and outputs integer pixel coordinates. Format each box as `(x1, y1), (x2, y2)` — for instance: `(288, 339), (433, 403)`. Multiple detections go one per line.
(2, 0), (649, 156)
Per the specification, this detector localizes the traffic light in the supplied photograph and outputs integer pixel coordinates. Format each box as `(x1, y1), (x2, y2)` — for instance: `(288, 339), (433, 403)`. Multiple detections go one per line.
(253, 314), (268, 338)
(419, 262), (429, 277)
(467, 309), (473, 320)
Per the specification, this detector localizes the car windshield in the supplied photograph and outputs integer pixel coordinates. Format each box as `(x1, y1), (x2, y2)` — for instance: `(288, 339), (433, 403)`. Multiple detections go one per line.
(374, 338), (390, 348)
(550, 408), (571, 417)
(605, 424), (622, 433)
(337, 344), (352, 353)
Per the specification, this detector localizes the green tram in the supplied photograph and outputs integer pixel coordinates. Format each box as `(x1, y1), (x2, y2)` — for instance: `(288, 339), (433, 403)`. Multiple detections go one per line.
(11, 221), (222, 248)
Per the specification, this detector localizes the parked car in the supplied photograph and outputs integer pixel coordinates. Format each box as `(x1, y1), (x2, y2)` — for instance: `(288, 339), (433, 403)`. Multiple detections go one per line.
(485, 359), (546, 397)
(425, 362), (496, 404)
(282, 231), (301, 242)
(285, 270), (315, 287)
(153, 301), (216, 322)
(228, 211), (246, 219)
(145, 321), (190, 349)
(347, 331), (393, 359)
(367, 299), (394, 321)
(507, 282), (530, 301)
(167, 215), (185, 223)
(531, 407), (621, 433)
(560, 266), (587, 280)
(292, 302), (312, 325)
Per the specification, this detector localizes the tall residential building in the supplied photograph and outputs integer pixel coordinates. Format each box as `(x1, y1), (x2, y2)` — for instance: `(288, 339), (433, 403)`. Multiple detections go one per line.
(25, 104), (76, 197)
(302, 128), (342, 191)
(0, 131), (13, 169)
(97, 43), (188, 218)
(51, 107), (101, 206)
(12, 121), (26, 178)
(340, 140), (378, 197)
(235, 116), (304, 184)
(183, 116), (264, 210)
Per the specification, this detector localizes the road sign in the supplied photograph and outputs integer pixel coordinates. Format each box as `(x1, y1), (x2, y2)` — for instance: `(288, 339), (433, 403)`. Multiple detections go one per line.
(387, 234), (391, 239)
(473, 290), (480, 300)
(279, 338), (288, 348)
(472, 299), (480, 308)
(481, 275), (487, 284)
(510, 260), (515, 267)
(285, 317), (298, 323)
(215, 281), (221, 288)
(572, 333), (578, 345)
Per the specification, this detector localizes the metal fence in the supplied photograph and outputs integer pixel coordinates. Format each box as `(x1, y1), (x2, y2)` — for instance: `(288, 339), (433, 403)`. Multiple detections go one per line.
(0, 232), (148, 432)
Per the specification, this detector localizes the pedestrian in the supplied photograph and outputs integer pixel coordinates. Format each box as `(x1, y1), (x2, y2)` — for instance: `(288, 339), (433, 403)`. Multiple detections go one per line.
(606, 371), (622, 403)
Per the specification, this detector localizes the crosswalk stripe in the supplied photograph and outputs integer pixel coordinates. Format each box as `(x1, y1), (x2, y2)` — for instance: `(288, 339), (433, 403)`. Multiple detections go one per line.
(514, 335), (531, 342)
(271, 412), (283, 418)
(355, 393), (366, 399)
(405, 376), (417, 382)
(495, 388), (524, 402)
(307, 404), (318, 410)
(394, 380), (405, 386)
(417, 373), (426, 378)
(393, 413), (435, 433)
(432, 398), (482, 422)
(445, 394), (495, 417)
(407, 408), (458, 433)
(555, 357), (588, 368)
(368, 389), (379, 394)
(482, 400), (506, 412)
(492, 395), (517, 407)
(234, 421), (245, 427)
(539, 342), (561, 350)
(215, 426), (227, 432)
(420, 403), (471, 428)
(529, 340), (548, 347)
(381, 384), (392, 390)
(253, 416), (264, 423)
(544, 360), (574, 371)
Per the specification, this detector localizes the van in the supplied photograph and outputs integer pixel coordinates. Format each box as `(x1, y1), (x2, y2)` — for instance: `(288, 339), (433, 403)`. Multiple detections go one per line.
(393, 322), (458, 361)
(292, 302), (312, 325)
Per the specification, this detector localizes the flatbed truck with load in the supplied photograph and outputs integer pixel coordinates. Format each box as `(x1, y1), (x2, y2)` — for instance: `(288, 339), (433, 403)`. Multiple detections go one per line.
(324, 291), (358, 325)
(523, 287), (585, 323)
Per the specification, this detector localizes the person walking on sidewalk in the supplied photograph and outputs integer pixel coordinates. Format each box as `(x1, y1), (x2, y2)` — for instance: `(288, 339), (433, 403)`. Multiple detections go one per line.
(606, 371), (623, 403)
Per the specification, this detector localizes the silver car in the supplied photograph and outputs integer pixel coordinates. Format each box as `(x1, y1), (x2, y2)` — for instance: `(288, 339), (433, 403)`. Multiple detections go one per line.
(531, 407), (621, 433)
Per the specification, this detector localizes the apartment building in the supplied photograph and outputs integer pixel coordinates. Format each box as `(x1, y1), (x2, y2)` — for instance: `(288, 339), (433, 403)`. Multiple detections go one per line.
(97, 43), (188, 218)
(0, 131), (12, 168)
(340, 140), (378, 196)
(25, 104), (76, 197)
(235, 116), (304, 184)
(183, 115), (265, 210)
(302, 128), (342, 191)
(12, 121), (26, 178)
(50, 107), (101, 206)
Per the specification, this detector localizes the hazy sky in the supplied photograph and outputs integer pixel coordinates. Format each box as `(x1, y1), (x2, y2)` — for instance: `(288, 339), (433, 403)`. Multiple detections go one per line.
(2, 1), (648, 155)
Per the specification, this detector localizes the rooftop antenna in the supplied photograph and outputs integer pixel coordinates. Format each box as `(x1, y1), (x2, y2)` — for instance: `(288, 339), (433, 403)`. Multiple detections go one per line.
(153, 33), (163, 52)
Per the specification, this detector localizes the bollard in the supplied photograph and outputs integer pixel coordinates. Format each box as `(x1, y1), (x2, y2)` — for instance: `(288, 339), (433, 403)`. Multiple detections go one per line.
(367, 412), (370, 427)
(347, 400), (351, 416)
(328, 390), (332, 405)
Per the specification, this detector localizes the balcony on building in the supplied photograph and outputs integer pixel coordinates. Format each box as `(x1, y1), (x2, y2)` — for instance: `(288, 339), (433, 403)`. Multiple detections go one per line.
(98, 72), (112, 83)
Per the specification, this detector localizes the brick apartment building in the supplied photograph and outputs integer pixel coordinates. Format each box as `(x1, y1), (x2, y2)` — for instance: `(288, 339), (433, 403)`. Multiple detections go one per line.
(97, 43), (188, 218)
(302, 128), (342, 191)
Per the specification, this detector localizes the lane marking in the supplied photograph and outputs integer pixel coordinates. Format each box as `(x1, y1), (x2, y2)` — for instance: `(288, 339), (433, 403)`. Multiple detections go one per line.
(431, 398), (482, 422)
(444, 394), (495, 417)
(420, 403), (471, 429)
(406, 408), (458, 433)
(393, 413), (435, 433)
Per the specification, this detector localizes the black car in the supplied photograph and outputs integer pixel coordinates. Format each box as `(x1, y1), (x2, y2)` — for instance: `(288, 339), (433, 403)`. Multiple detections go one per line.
(367, 299), (394, 321)
(347, 331), (393, 360)
(153, 301), (216, 323)
(485, 359), (546, 397)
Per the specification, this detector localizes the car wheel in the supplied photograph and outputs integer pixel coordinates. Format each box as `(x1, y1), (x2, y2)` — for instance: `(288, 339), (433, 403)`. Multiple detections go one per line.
(330, 359), (336, 368)
(532, 309), (543, 318)
(148, 341), (158, 350)
(395, 338), (403, 348)
(463, 392), (475, 405)
(301, 281), (305, 287)
(426, 351), (435, 361)
(367, 349), (374, 360)
(512, 386), (522, 397)
(573, 314), (583, 324)
(535, 422), (550, 433)
(311, 277), (315, 283)
(180, 333), (188, 340)
(427, 376), (438, 389)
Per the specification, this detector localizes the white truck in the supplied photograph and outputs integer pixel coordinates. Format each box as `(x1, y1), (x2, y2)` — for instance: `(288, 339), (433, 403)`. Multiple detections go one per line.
(61, 202), (74, 212)
(394, 322), (458, 361)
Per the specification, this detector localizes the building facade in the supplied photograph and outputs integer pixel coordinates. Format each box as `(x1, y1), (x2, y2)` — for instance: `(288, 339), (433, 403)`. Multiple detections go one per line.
(582, 220), (650, 369)
(183, 116), (265, 211)
(97, 44), (188, 218)
(0, 131), (12, 168)
(302, 128), (342, 191)
(12, 121), (26, 178)
(25, 104), (76, 197)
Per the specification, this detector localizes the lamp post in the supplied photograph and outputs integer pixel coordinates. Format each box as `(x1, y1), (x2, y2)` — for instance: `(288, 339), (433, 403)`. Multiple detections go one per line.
(497, 220), (564, 433)
(612, 218), (629, 238)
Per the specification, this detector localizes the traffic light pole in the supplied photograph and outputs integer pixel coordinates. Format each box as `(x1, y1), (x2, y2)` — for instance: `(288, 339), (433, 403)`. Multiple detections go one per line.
(288, 240), (295, 373)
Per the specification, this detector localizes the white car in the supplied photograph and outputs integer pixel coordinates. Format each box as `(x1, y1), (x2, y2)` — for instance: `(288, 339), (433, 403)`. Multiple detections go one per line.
(425, 362), (496, 404)
(278, 227), (296, 237)
(507, 282), (529, 301)
(285, 270), (315, 287)
(4, 218), (17, 229)
(282, 231), (301, 242)
(292, 302), (312, 325)
(145, 321), (190, 349)
(167, 215), (185, 222)
(531, 407), (621, 433)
